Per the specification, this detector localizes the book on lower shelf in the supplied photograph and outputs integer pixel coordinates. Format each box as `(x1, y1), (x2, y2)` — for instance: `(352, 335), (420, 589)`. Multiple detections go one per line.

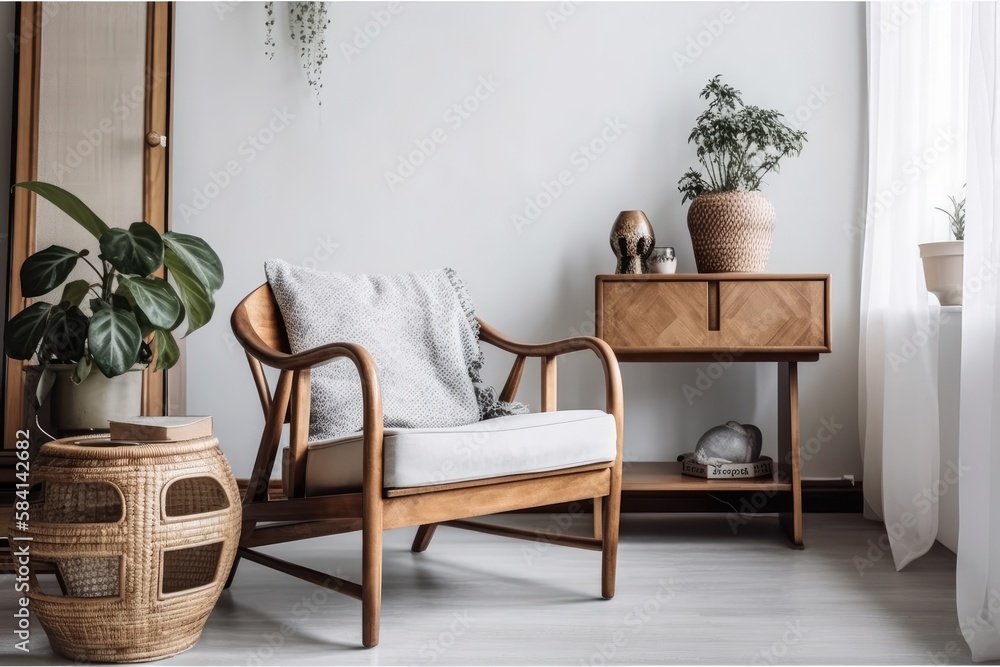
(681, 456), (773, 480)
(108, 416), (213, 443)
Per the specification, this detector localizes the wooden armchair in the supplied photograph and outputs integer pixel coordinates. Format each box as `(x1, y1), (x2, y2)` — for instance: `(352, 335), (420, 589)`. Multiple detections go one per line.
(228, 284), (623, 648)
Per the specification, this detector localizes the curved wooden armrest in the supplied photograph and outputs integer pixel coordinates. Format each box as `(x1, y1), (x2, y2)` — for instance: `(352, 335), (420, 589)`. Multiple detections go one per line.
(232, 304), (384, 498)
(232, 308), (375, 375)
(478, 319), (623, 458)
(478, 318), (619, 364)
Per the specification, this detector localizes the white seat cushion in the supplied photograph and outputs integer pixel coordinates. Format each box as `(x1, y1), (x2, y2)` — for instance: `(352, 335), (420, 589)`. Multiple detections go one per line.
(282, 410), (616, 495)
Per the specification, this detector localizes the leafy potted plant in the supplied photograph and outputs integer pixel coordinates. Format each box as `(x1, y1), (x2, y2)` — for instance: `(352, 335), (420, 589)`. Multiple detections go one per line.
(3, 182), (224, 430)
(920, 192), (965, 306)
(678, 75), (807, 272)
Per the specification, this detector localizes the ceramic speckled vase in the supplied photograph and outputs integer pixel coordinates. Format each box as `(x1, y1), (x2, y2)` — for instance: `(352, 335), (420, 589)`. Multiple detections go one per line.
(610, 210), (655, 274)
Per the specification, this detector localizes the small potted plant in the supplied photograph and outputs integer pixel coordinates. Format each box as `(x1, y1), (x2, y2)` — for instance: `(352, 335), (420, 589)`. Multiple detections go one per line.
(3, 182), (224, 430)
(920, 191), (965, 306)
(678, 75), (807, 272)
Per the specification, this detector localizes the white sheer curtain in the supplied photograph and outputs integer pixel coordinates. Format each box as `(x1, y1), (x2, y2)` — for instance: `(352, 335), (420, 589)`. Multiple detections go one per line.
(861, 2), (966, 570)
(959, 4), (1000, 660)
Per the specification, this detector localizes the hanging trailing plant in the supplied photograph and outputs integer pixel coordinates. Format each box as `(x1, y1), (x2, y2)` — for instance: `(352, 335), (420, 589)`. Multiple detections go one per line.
(264, 1), (330, 103)
(264, 2), (276, 59)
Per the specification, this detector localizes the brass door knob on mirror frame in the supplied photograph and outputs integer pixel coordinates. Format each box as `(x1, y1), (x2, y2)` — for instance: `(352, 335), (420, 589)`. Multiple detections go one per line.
(146, 131), (167, 148)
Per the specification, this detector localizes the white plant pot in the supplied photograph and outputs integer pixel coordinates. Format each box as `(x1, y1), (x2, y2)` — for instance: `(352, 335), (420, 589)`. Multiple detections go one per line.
(919, 241), (965, 306)
(48, 365), (144, 431)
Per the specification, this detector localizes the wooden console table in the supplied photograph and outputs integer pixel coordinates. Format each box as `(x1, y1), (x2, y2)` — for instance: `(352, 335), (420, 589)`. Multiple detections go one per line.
(595, 273), (832, 547)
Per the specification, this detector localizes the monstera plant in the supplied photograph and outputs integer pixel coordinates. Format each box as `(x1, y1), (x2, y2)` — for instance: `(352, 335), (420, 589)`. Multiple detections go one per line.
(4, 182), (224, 406)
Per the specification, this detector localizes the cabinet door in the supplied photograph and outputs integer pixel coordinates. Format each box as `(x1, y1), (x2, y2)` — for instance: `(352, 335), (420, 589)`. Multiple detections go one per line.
(718, 280), (828, 350)
(599, 280), (710, 349)
(3, 2), (173, 452)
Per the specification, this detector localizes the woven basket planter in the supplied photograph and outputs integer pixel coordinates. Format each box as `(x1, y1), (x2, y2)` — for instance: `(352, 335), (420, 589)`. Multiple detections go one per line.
(687, 191), (776, 272)
(7, 435), (241, 663)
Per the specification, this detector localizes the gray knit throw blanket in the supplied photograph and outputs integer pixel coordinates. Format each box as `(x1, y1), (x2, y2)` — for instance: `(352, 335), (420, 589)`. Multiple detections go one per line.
(265, 260), (528, 441)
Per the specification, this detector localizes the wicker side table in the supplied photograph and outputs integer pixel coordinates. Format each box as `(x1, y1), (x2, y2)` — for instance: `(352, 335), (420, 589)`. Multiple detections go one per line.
(7, 434), (241, 663)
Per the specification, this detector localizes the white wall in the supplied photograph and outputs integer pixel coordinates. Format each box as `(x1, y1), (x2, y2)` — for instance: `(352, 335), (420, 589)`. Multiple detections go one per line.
(173, 1), (866, 480)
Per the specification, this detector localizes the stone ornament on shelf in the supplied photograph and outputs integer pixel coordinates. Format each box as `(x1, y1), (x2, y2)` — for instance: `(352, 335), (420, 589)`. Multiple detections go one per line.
(678, 420), (763, 465)
(610, 210), (655, 274)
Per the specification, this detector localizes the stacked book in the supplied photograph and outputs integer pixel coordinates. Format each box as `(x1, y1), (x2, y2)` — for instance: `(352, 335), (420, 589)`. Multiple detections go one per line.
(108, 416), (214, 443)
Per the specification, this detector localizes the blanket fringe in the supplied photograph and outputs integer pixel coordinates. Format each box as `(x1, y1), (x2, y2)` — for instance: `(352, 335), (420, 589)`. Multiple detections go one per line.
(445, 267), (530, 419)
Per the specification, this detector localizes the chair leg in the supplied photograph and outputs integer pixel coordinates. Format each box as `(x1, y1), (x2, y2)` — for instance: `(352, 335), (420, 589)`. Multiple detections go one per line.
(362, 523), (383, 648)
(601, 491), (620, 600)
(411, 524), (438, 553)
(224, 554), (242, 590)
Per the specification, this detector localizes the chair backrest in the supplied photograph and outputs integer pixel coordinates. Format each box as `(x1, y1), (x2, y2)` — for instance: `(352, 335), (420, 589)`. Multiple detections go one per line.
(232, 283), (291, 356)
(231, 284), (294, 419)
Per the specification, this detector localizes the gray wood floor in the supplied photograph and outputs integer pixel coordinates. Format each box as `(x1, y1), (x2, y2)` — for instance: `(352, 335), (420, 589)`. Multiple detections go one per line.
(0, 513), (982, 665)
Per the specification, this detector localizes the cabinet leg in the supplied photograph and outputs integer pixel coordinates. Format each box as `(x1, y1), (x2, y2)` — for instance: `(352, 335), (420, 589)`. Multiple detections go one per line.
(777, 361), (804, 549)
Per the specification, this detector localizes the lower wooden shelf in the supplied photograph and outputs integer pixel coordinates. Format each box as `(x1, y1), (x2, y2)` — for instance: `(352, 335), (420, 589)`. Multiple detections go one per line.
(622, 461), (792, 493)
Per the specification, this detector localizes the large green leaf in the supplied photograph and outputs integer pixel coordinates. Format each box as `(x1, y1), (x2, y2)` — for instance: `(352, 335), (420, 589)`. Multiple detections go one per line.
(58, 279), (92, 308)
(3, 302), (52, 360)
(118, 276), (184, 331)
(20, 246), (83, 297)
(153, 330), (180, 371)
(100, 222), (163, 277)
(165, 259), (215, 336)
(162, 232), (224, 292)
(87, 307), (142, 377)
(37, 305), (88, 363)
(15, 182), (110, 239)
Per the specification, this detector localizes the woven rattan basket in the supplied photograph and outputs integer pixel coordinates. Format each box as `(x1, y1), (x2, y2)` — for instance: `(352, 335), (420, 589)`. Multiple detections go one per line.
(687, 191), (776, 272)
(7, 434), (241, 663)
